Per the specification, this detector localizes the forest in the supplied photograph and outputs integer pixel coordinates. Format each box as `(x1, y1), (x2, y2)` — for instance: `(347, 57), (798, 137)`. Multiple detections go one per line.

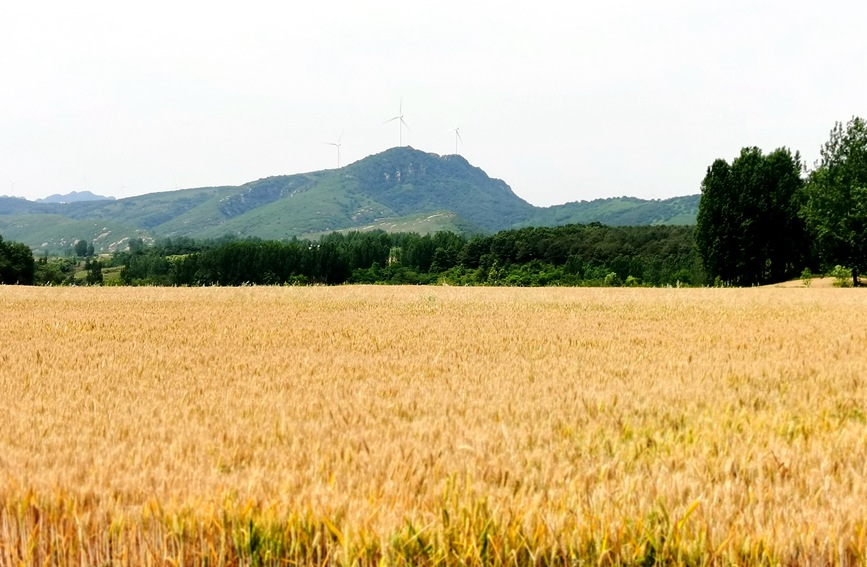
(107, 224), (702, 287)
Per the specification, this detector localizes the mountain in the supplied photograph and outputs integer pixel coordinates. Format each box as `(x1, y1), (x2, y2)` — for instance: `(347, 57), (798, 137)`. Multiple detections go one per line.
(0, 147), (698, 253)
(37, 191), (115, 203)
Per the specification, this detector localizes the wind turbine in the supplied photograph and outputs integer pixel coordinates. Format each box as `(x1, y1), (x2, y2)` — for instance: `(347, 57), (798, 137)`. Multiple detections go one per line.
(385, 99), (409, 147)
(448, 126), (463, 155)
(325, 133), (343, 168)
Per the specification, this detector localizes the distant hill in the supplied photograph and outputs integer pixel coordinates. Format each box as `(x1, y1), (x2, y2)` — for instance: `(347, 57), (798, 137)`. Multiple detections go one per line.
(519, 195), (701, 228)
(0, 147), (699, 253)
(37, 191), (115, 203)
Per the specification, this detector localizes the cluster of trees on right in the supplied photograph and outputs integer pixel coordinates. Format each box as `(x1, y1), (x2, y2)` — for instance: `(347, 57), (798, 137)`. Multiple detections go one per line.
(696, 116), (867, 286)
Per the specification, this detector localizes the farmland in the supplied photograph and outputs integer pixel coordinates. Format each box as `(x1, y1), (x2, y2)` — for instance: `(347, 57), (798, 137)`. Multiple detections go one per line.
(1, 286), (866, 565)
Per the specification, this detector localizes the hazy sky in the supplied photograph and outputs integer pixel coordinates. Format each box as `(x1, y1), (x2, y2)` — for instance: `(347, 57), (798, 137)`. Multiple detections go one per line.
(1, 2), (865, 206)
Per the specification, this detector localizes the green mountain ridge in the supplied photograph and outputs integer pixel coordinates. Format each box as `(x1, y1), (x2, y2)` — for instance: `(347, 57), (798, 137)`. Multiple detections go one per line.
(0, 147), (699, 253)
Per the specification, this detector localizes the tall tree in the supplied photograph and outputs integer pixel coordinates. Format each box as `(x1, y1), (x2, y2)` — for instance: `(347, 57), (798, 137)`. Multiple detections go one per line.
(74, 239), (89, 257)
(695, 147), (807, 286)
(695, 158), (737, 284)
(802, 117), (867, 286)
(0, 234), (35, 285)
(86, 259), (104, 285)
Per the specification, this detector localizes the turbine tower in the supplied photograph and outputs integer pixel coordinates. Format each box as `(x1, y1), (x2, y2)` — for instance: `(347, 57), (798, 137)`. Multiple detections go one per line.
(449, 126), (463, 155)
(385, 99), (409, 147)
(325, 133), (343, 168)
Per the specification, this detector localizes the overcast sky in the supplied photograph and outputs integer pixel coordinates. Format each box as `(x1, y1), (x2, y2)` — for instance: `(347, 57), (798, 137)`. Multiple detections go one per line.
(1, 1), (865, 207)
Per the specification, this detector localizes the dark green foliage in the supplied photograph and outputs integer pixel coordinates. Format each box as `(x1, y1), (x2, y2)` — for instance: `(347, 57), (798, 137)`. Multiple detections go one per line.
(456, 224), (702, 286)
(115, 224), (703, 287)
(120, 253), (174, 285)
(0, 235), (35, 284)
(392, 231), (465, 273)
(170, 238), (331, 286)
(73, 239), (89, 257)
(312, 239), (350, 285)
(86, 259), (103, 285)
(175, 241), (305, 286)
(151, 236), (215, 256)
(695, 147), (809, 286)
(128, 237), (145, 254)
(802, 117), (867, 286)
(342, 232), (392, 271)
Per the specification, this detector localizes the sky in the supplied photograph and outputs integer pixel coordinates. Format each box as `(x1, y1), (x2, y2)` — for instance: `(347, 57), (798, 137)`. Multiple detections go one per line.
(1, 1), (865, 207)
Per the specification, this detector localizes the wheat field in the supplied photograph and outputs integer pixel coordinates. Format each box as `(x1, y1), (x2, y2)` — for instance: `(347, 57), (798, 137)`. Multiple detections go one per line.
(1, 285), (866, 565)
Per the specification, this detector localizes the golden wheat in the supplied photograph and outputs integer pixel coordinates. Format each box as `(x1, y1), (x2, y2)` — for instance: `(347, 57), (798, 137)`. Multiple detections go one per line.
(1, 285), (866, 565)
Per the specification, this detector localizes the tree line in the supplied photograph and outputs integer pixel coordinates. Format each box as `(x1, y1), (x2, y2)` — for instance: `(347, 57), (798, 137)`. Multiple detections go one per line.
(111, 225), (702, 287)
(696, 116), (867, 286)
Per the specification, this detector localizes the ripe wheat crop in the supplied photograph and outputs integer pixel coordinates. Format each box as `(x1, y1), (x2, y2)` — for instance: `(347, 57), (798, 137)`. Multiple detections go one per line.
(1, 286), (866, 565)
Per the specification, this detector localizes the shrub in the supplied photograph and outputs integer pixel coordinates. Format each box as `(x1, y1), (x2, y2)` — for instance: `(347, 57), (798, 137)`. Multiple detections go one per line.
(830, 265), (853, 288)
(604, 272), (622, 287)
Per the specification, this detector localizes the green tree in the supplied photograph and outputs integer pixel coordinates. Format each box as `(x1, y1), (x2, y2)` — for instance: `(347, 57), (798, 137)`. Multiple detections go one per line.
(315, 240), (349, 284)
(128, 237), (145, 254)
(0, 235), (36, 284)
(86, 259), (104, 285)
(430, 247), (451, 273)
(802, 117), (867, 286)
(74, 239), (89, 257)
(695, 147), (807, 286)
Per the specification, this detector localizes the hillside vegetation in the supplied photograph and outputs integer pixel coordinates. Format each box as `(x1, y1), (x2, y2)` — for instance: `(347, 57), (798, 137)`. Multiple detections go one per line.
(522, 194), (699, 227)
(0, 147), (698, 253)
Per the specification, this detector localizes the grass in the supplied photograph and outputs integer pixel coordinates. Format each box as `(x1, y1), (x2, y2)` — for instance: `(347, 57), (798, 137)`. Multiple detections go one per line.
(1, 286), (865, 565)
